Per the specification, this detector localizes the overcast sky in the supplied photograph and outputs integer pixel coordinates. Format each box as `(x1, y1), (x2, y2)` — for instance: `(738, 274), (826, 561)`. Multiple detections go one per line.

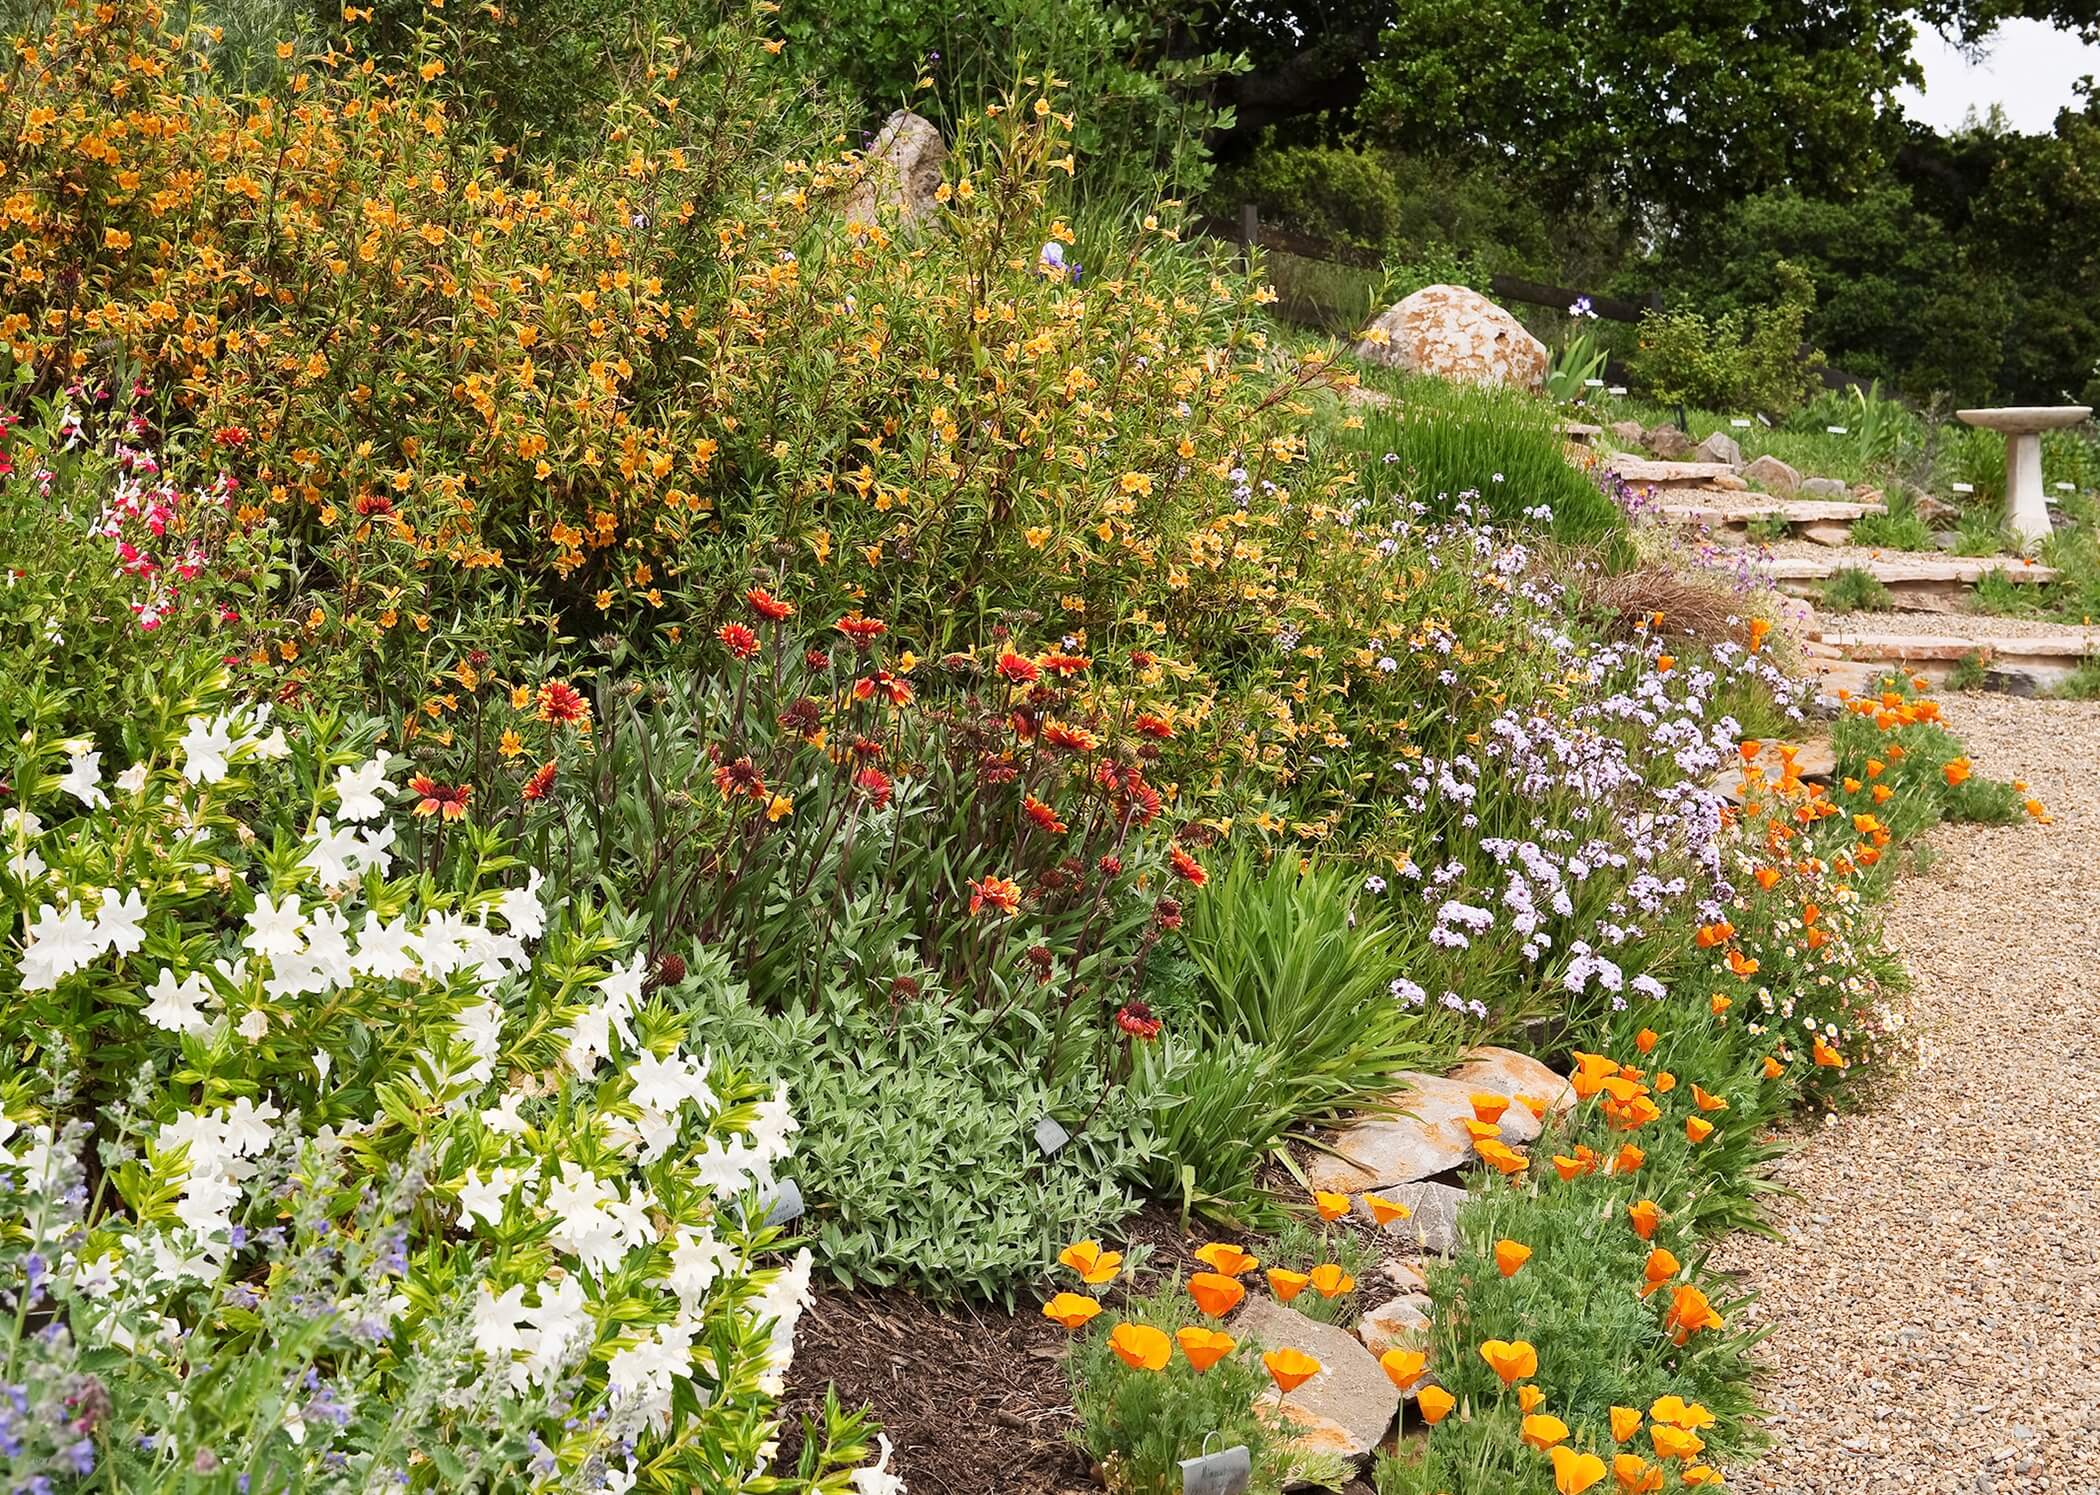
(1898, 16), (2100, 133)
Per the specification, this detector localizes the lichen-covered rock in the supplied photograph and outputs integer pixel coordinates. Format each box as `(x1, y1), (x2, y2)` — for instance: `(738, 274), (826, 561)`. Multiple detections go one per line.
(842, 110), (947, 226)
(1744, 453), (1803, 496)
(1694, 430), (1744, 467)
(1305, 1072), (1538, 1193)
(1643, 424), (1696, 460)
(1235, 1298), (1401, 1473)
(1352, 285), (1547, 391)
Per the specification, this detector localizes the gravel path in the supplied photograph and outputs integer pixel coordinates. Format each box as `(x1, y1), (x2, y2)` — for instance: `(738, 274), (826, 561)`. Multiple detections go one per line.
(1803, 608), (2100, 643)
(1720, 693), (2100, 1495)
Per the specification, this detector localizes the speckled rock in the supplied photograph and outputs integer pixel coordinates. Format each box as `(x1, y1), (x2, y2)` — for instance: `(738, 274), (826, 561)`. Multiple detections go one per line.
(1305, 1072), (1537, 1193)
(843, 110), (946, 226)
(1744, 454), (1803, 496)
(1351, 286), (1547, 391)
(1353, 1181), (1466, 1256)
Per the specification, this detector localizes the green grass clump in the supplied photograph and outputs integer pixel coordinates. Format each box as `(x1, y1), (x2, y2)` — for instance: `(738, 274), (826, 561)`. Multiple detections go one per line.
(1849, 493), (1936, 552)
(1821, 566), (1893, 612)
(1344, 373), (1626, 541)
(2052, 658), (2100, 701)
(1945, 650), (1990, 692)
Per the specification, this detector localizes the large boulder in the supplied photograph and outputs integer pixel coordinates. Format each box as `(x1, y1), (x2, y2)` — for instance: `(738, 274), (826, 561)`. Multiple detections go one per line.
(843, 110), (947, 226)
(1642, 424), (1696, 460)
(1305, 1072), (1539, 1193)
(1352, 285), (1547, 391)
(1693, 430), (1744, 467)
(1743, 454), (1802, 496)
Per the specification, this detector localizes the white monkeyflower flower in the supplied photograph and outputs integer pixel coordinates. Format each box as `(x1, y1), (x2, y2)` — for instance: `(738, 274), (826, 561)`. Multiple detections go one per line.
(143, 968), (213, 1036)
(178, 714), (236, 785)
(94, 887), (148, 957)
(332, 751), (397, 823)
(59, 744), (109, 809)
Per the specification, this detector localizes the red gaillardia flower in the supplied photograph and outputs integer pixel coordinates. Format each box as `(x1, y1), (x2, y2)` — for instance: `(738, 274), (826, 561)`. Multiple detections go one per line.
(536, 681), (590, 728)
(520, 761), (557, 801)
(716, 622), (759, 659)
(967, 874), (1022, 916)
(410, 776), (471, 821)
(1115, 1001), (1162, 1040)
(747, 586), (794, 622)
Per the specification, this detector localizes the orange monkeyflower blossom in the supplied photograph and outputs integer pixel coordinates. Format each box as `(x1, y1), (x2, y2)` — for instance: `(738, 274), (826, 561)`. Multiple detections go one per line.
(1266, 1267), (1310, 1303)
(1614, 1453), (1665, 1492)
(1380, 1348), (1428, 1390)
(1175, 1326), (1235, 1373)
(1521, 1413), (1571, 1451)
(1610, 1406), (1644, 1442)
(1057, 1240), (1122, 1284)
(1041, 1293), (1102, 1330)
(1312, 1190), (1351, 1221)
(1639, 1248), (1680, 1299)
(1551, 1447), (1608, 1495)
(1192, 1243), (1259, 1276)
(1685, 1116), (1715, 1144)
(1307, 1263), (1355, 1299)
(1475, 1138), (1528, 1175)
(1363, 1192), (1411, 1226)
(1416, 1384), (1458, 1423)
(1627, 1200), (1662, 1240)
(1478, 1339), (1538, 1386)
(1494, 1239), (1533, 1277)
(1187, 1271), (1246, 1317)
(1262, 1348), (1321, 1395)
(1108, 1322), (1172, 1371)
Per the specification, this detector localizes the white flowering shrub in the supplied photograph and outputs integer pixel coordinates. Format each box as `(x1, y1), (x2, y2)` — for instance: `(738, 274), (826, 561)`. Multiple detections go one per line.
(0, 661), (872, 1491)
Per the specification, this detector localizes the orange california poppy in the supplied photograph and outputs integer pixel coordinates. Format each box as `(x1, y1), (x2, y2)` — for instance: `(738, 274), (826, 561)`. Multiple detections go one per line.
(1494, 1239), (1532, 1277)
(1610, 1406), (1644, 1442)
(1266, 1267), (1310, 1303)
(1639, 1248), (1679, 1299)
(1842, 776), (1862, 794)
(1709, 993), (1733, 1016)
(1737, 739), (1761, 762)
(1551, 1447), (1607, 1495)
(1812, 1035), (1846, 1068)
(1057, 1240), (1122, 1284)
(1380, 1348), (1428, 1390)
(1682, 1466), (1724, 1486)
(1107, 1322), (1171, 1371)
(1040, 1293), (1102, 1331)
(1628, 1200), (1662, 1240)
(1685, 1116), (1714, 1144)
(1478, 1339), (1538, 1386)
(1470, 1092), (1510, 1122)
(1415, 1384), (1457, 1423)
(1943, 757), (1971, 786)
(1726, 949), (1759, 978)
(1517, 1384), (1546, 1414)
(1174, 1326), (1236, 1373)
(1262, 1348), (1321, 1395)
(1651, 1424), (1706, 1461)
(1187, 1271), (1246, 1318)
(1612, 1143), (1646, 1175)
(1308, 1263), (1355, 1299)
(1761, 1055), (1784, 1079)
(1691, 1085), (1728, 1113)
(1634, 1027), (1659, 1054)
(1364, 1192), (1412, 1226)
(1313, 1190), (1350, 1221)
(1652, 1071), (1676, 1094)
(1193, 1242), (1259, 1276)
(1871, 782), (1893, 805)
(1553, 1145), (1600, 1180)
(1650, 1396), (1716, 1431)
(1462, 1118), (1503, 1142)
(1614, 1453), (1664, 1492)
(1753, 865), (1781, 891)
(1517, 1092), (1550, 1120)
(1662, 1284), (1724, 1346)
(1521, 1413), (1571, 1451)
(1570, 1050), (1621, 1096)
(1475, 1138), (1528, 1175)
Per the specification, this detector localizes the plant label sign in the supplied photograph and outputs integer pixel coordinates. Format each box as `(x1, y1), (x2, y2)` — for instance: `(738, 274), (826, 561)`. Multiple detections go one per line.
(1033, 1115), (1071, 1157)
(1953, 483), (1975, 494)
(761, 1178), (804, 1227)
(1179, 1444), (1252, 1495)
(1730, 418), (1751, 428)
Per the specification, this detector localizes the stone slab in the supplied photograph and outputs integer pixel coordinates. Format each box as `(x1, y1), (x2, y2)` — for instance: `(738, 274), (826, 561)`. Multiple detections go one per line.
(1236, 1297), (1401, 1472)
(1357, 1294), (1433, 1365)
(1304, 1072), (1538, 1193)
(1352, 1181), (1466, 1256)
(1446, 1045), (1574, 1117)
(1607, 458), (1740, 485)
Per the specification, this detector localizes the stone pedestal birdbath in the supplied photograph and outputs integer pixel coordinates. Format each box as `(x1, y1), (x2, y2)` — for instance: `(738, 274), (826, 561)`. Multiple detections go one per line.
(1956, 406), (2092, 544)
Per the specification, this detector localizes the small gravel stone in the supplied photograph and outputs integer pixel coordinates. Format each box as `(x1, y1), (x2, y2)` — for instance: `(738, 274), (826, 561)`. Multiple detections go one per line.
(1717, 695), (2100, 1494)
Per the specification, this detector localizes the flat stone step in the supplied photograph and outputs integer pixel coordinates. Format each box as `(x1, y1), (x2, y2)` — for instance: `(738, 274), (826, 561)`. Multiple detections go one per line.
(1607, 457), (1740, 485)
(1659, 498), (1886, 525)
(1759, 555), (2058, 585)
(1810, 626), (2100, 662)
